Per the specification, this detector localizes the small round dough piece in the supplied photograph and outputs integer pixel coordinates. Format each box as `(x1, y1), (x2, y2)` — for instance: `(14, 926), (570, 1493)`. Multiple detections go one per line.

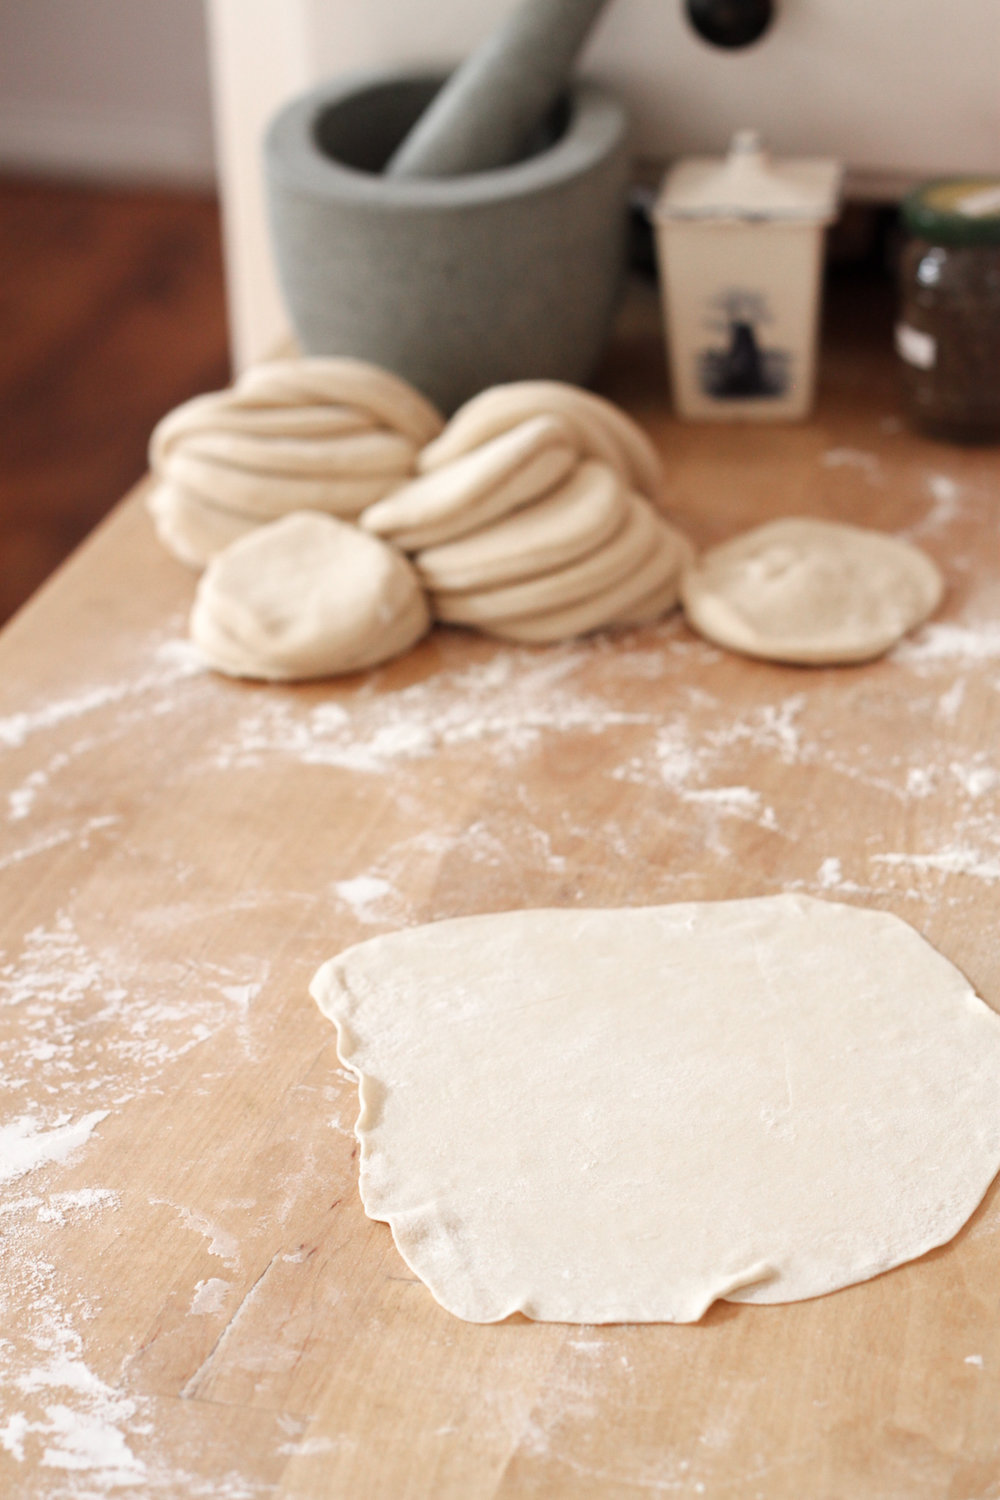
(190, 512), (429, 681)
(681, 517), (944, 665)
(416, 460), (628, 593)
(486, 517), (689, 643)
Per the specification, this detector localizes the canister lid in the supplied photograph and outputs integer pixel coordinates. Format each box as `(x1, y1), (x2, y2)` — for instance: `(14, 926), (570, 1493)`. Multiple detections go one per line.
(654, 130), (842, 224)
(902, 179), (1000, 247)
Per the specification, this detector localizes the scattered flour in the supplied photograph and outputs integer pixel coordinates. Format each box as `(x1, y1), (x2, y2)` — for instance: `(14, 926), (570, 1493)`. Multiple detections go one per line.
(0, 815), (119, 873)
(153, 1203), (242, 1269)
(0, 911), (269, 1113)
(36, 1188), (119, 1225)
(950, 761), (998, 799)
(895, 621), (1000, 666)
(711, 696), (805, 763)
(821, 448), (883, 484)
(814, 858), (866, 897)
(937, 679), (966, 723)
(906, 767), (935, 799)
(278, 1436), (344, 1457)
(333, 875), (399, 925)
(0, 639), (204, 752)
(214, 649), (654, 776)
(873, 846), (1000, 883)
(0, 1112), (109, 1187)
(219, 982), (263, 1010)
(2, 599), (1000, 1489)
(684, 786), (760, 811)
(190, 1278), (231, 1316)
(922, 473), (963, 531)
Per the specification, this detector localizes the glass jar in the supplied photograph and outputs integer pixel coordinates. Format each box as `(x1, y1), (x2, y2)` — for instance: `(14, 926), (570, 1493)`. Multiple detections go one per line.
(896, 178), (1000, 442)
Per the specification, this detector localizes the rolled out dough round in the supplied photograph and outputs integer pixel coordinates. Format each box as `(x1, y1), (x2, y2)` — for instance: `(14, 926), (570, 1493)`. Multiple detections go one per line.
(680, 517), (943, 665)
(311, 895), (1000, 1325)
(190, 511), (428, 680)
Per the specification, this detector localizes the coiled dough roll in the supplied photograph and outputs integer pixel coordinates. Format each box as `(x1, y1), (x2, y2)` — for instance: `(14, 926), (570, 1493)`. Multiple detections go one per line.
(148, 358), (443, 569)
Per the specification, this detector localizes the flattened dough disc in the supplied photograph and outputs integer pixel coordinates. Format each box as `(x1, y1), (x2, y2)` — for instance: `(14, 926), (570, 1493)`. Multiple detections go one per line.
(312, 895), (1000, 1325)
(681, 517), (943, 664)
(191, 511), (428, 680)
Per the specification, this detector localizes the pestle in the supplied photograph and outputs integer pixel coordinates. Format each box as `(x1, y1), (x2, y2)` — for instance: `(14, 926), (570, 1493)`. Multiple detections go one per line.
(385, 0), (613, 178)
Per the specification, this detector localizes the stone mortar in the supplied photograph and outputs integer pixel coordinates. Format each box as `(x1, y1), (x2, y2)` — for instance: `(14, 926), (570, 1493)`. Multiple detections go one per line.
(264, 69), (630, 413)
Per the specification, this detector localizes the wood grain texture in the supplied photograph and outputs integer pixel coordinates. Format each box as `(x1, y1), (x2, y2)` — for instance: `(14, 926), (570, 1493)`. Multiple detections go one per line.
(1, 275), (999, 1498)
(0, 175), (228, 625)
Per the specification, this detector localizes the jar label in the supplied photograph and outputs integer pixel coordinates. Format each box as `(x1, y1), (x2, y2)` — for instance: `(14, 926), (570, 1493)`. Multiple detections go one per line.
(895, 323), (937, 370)
(956, 184), (1000, 218)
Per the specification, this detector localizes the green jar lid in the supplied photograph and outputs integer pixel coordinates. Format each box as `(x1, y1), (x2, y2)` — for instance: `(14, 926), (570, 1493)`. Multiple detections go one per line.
(902, 178), (1000, 246)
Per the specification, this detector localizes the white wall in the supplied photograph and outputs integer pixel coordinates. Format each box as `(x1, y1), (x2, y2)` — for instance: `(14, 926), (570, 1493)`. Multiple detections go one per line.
(208, 0), (1000, 367)
(0, 0), (215, 185)
(303, 0), (1000, 187)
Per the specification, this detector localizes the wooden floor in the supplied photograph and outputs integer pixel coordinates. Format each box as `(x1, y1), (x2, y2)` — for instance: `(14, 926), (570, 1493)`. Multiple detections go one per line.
(0, 175), (229, 625)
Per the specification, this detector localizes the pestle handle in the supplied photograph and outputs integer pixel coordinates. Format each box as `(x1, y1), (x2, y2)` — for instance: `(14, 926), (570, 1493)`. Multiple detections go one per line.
(386, 0), (612, 178)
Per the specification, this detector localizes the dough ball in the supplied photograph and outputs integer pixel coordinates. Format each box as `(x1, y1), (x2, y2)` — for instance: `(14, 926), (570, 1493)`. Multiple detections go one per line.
(190, 512), (429, 681)
(148, 358), (443, 566)
(681, 517), (944, 665)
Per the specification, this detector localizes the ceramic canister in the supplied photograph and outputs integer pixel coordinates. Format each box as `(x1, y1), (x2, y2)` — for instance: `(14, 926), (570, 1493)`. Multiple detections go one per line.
(653, 131), (842, 421)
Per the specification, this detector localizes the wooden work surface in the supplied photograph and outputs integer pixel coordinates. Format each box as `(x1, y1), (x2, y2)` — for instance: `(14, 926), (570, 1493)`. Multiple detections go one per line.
(2, 276), (1000, 1499)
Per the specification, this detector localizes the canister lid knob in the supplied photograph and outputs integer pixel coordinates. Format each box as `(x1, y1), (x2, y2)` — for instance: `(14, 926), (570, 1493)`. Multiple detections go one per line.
(654, 130), (842, 224)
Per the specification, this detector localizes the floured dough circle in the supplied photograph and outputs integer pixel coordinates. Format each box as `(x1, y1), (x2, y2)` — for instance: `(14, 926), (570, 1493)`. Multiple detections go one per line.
(148, 358), (443, 568)
(681, 517), (943, 664)
(190, 511), (429, 680)
(312, 895), (1000, 1325)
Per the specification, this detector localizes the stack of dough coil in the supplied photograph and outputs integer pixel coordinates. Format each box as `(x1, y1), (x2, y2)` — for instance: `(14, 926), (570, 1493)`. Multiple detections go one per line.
(360, 382), (693, 642)
(147, 358), (444, 570)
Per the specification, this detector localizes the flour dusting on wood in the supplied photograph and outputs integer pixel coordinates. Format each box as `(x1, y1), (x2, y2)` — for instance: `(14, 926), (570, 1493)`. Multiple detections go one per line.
(2, 525), (999, 1490)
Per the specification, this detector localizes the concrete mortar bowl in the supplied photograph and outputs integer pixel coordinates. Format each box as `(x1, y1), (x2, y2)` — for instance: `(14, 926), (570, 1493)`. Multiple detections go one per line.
(264, 69), (630, 412)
